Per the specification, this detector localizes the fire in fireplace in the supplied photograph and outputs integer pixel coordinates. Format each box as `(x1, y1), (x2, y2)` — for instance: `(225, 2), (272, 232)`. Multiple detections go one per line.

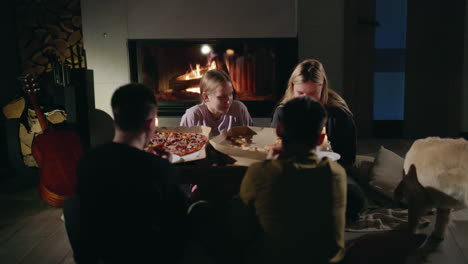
(129, 38), (297, 116)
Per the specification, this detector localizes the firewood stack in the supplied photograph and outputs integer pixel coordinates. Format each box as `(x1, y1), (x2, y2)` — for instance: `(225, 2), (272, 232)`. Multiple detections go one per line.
(16, 0), (85, 76)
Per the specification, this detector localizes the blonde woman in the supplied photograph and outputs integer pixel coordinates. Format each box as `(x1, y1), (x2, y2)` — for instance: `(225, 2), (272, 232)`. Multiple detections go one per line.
(271, 59), (356, 169)
(180, 69), (253, 137)
(271, 59), (365, 222)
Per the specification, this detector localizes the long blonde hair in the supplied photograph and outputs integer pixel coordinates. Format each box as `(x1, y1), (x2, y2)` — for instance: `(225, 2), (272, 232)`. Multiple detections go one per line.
(279, 59), (352, 116)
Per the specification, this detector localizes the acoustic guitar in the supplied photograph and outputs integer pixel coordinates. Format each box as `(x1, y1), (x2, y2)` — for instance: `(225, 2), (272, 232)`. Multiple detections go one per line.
(22, 74), (83, 207)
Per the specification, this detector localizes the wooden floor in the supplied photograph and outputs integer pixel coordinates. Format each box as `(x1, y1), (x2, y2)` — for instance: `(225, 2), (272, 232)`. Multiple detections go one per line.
(1, 138), (467, 263)
(408, 209), (468, 264)
(1, 187), (467, 263)
(0, 189), (73, 264)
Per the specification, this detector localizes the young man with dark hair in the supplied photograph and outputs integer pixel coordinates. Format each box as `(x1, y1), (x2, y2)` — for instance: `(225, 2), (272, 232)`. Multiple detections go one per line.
(67, 83), (187, 263)
(238, 97), (347, 263)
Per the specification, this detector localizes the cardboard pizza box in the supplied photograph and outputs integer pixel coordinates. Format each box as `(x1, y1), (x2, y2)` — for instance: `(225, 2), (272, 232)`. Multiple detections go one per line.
(210, 126), (342, 166)
(210, 126), (278, 162)
(154, 126), (211, 163)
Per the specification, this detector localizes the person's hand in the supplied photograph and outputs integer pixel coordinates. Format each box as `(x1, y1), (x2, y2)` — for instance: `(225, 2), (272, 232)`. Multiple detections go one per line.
(150, 146), (172, 161)
(266, 144), (282, 160)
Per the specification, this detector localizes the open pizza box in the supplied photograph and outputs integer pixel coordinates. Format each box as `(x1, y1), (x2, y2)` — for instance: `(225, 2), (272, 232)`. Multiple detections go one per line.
(210, 126), (341, 166)
(210, 126), (278, 166)
(154, 126), (211, 163)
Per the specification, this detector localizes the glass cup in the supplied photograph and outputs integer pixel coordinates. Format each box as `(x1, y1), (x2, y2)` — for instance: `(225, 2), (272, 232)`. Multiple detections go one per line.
(318, 127), (333, 152)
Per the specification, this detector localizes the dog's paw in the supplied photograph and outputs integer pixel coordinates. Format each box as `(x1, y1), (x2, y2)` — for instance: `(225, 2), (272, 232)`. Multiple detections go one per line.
(413, 236), (443, 260)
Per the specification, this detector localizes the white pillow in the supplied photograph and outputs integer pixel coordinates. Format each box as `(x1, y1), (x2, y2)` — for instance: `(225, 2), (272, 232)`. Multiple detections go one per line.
(369, 146), (404, 199)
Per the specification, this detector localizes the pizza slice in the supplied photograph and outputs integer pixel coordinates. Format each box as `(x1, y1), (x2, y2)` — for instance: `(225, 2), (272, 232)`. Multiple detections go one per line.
(148, 131), (170, 147)
(147, 132), (208, 157)
(226, 135), (282, 153)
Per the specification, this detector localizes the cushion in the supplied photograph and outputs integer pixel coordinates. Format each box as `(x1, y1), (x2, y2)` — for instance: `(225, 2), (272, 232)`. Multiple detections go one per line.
(344, 231), (426, 264)
(369, 146), (404, 199)
(351, 155), (376, 186)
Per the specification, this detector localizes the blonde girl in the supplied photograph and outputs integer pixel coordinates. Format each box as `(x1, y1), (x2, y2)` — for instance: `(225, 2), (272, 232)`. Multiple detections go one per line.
(180, 69), (253, 137)
(271, 59), (365, 221)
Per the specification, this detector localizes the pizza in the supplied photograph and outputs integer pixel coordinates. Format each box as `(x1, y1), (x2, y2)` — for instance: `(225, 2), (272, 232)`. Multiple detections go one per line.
(226, 135), (282, 153)
(146, 132), (208, 156)
(226, 135), (253, 147)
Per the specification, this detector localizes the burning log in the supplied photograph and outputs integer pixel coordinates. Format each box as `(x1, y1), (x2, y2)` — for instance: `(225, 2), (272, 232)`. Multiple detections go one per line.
(169, 78), (201, 91)
(168, 62), (215, 91)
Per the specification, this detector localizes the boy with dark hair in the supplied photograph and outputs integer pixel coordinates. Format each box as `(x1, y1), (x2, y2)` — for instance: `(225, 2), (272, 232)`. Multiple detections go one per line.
(278, 95), (327, 148)
(111, 83), (159, 132)
(67, 83), (187, 263)
(238, 97), (347, 263)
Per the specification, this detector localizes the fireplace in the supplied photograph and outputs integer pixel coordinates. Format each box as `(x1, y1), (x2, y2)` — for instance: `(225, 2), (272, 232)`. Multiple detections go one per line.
(129, 38), (297, 116)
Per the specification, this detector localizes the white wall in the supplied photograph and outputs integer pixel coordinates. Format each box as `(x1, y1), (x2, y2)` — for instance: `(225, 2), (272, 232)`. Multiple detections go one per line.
(127, 0), (296, 39)
(81, 0), (130, 115)
(297, 0), (344, 94)
(81, 0), (297, 116)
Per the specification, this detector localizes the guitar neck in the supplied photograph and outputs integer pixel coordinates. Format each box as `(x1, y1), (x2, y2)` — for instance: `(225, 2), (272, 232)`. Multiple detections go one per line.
(29, 94), (49, 132)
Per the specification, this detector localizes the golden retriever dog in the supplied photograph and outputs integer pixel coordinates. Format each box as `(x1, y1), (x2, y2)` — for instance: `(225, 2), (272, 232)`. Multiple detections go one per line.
(394, 137), (468, 243)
